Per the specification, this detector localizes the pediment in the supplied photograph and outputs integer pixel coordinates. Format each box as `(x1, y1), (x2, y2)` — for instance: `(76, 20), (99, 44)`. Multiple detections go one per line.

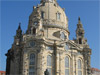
(67, 40), (82, 50)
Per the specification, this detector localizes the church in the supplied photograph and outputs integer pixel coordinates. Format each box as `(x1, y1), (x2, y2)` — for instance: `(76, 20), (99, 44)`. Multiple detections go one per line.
(5, 0), (92, 75)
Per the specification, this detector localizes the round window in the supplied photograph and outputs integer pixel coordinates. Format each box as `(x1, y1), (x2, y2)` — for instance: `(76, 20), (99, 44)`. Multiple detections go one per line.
(30, 41), (35, 47)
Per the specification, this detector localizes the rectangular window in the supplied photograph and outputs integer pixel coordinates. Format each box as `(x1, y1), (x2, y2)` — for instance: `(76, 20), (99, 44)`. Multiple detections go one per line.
(65, 69), (69, 75)
(47, 56), (52, 66)
(78, 71), (82, 75)
(29, 66), (35, 75)
(41, 12), (45, 19)
(30, 61), (35, 65)
(29, 53), (35, 75)
(57, 13), (61, 20)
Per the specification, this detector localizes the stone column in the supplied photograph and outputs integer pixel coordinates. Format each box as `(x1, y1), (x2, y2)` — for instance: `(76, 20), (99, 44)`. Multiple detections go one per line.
(53, 41), (57, 75)
(83, 48), (92, 75)
(37, 50), (43, 75)
(87, 54), (91, 75)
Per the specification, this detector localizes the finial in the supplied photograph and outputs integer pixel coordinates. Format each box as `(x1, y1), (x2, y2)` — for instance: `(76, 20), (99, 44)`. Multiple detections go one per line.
(33, 6), (36, 11)
(18, 22), (21, 29)
(78, 16), (80, 21)
(19, 22), (21, 25)
(78, 16), (81, 24)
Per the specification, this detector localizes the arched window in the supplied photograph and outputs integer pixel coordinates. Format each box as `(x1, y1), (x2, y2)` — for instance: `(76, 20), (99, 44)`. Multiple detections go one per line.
(29, 53), (35, 75)
(47, 55), (52, 75)
(33, 28), (36, 35)
(79, 38), (82, 44)
(78, 59), (82, 75)
(65, 56), (70, 75)
(47, 55), (52, 66)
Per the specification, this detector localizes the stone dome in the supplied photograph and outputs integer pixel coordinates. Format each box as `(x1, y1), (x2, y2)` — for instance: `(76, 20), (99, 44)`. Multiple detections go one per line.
(29, 0), (69, 31)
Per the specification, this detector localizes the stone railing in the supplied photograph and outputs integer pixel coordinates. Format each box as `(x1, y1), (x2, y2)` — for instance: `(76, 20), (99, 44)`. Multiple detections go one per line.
(42, 19), (68, 30)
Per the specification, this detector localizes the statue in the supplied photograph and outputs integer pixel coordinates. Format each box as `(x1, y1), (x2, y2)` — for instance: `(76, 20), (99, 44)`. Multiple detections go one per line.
(44, 69), (49, 75)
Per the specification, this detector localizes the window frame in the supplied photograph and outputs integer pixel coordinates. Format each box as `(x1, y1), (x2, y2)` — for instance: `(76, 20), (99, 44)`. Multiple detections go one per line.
(65, 43), (69, 51)
(65, 56), (70, 75)
(60, 32), (66, 40)
(29, 53), (36, 75)
(29, 41), (35, 47)
(47, 55), (53, 75)
(77, 59), (82, 75)
(56, 12), (61, 20)
(41, 11), (45, 19)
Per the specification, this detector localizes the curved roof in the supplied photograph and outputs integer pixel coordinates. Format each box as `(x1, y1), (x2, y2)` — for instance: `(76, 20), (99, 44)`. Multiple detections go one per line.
(29, 0), (69, 31)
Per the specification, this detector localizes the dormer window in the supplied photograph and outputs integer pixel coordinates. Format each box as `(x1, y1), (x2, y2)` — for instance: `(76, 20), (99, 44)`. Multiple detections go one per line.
(60, 32), (66, 40)
(56, 12), (61, 20)
(46, 46), (53, 50)
(65, 43), (69, 50)
(41, 11), (45, 19)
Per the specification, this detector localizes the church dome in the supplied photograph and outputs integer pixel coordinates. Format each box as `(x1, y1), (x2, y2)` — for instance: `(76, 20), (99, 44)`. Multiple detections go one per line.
(29, 0), (69, 31)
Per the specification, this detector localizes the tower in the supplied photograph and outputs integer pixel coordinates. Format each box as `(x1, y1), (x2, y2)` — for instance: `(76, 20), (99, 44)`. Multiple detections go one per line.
(74, 17), (92, 75)
(6, 23), (23, 75)
(75, 17), (87, 45)
(6, 0), (92, 75)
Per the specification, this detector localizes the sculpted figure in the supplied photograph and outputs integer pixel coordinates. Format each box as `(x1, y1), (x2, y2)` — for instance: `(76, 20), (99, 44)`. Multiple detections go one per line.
(44, 69), (49, 75)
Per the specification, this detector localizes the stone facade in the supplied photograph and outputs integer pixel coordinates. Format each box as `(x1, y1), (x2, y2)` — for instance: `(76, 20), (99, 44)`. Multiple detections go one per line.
(5, 0), (92, 75)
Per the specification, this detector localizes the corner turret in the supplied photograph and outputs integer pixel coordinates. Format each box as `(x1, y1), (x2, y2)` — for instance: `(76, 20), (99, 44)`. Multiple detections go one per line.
(75, 17), (87, 45)
(14, 23), (23, 45)
(16, 23), (22, 38)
